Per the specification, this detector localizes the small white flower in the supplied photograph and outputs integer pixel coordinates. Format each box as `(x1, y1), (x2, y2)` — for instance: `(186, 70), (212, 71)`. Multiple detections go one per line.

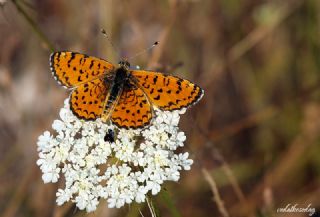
(107, 194), (125, 208)
(42, 167), (60, 183)
(176, 152), (193, 170)
(37, 131), (53, 152)
(56, 189), (73, 205)
(135, 186), (148, 203)
(146, 180), (162, 195)
(52, 120), (65, 131)
(37, 102), (194, 212)
(177, 132), (186, 142)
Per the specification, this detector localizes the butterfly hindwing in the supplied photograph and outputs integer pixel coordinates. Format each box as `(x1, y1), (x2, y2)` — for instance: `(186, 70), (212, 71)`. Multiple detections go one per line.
(70, 78), (108, 120)
(50, 52), (114, 88)
(111, 84), (152, 129)
(130, 70), (204, 110)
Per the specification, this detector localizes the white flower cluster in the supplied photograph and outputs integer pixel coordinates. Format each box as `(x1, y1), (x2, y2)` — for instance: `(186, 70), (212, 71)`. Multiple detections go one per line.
(37, 99), (193, 212)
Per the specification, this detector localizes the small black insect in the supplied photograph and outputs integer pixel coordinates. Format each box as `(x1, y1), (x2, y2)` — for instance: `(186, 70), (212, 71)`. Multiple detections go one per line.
(104, 129), (115, 143)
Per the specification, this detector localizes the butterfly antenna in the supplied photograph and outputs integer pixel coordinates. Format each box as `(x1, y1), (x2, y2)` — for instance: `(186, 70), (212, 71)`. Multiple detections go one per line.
(127, 41), (159, 61)
(100, 28), (120, 59)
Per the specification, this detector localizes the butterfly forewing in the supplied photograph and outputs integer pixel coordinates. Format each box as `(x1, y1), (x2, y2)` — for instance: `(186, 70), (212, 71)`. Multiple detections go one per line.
(130, 70), (204, 110)
(50, 52), (114, 88)
(111, 84), (152, 129)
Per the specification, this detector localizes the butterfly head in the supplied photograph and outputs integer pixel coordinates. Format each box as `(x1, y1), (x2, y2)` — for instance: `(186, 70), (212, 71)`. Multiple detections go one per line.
(118, 60), (130, 70)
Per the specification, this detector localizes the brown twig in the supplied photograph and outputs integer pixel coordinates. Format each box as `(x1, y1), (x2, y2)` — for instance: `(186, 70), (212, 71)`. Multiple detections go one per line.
(230, 102), (320, 216)
(202, 168), (230, 217)
(203, 0), (305, 89)
(221, 163), (246, 205)
(209, 106), (277, 141)
(228, 0), (303, 62)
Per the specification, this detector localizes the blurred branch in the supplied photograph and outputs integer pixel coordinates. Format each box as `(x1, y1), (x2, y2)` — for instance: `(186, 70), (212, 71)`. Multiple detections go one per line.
(189, 75), (320, 217)
(202, 168), (229, 217)
(193, 78), (320, 216)
(19, 0), (35, 10)
(194, 141), (255, 217)
(191, 113), (257, 216)
(203, 0), (305, 88)
(210, 106), (277, 141)
(221, 163), (246, 205)
(11, 0), (55, 52)
(228, 0), (304, 62)
(206, 77), (320, 142)
(230, 102), (320, 216)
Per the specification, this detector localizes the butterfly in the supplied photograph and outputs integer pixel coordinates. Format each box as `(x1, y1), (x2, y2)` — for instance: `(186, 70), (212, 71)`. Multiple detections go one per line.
(50, 51), (204, 129)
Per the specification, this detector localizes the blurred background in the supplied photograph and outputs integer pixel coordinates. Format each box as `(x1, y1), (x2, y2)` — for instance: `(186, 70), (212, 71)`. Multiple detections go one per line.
(1, 0), (320, 216)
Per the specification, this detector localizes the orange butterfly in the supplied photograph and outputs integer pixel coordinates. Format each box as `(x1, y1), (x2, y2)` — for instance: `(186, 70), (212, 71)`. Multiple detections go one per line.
(50, 52), (204, 128)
